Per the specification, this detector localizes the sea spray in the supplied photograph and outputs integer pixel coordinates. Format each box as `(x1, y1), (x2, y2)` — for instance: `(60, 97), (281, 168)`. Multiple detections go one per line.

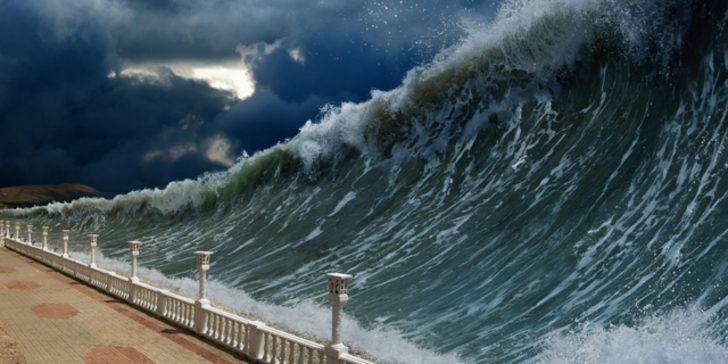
(538, 309), (728, 364)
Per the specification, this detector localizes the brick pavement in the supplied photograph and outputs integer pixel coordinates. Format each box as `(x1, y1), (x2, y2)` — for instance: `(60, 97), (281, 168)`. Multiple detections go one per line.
(0, 247), (249, 364)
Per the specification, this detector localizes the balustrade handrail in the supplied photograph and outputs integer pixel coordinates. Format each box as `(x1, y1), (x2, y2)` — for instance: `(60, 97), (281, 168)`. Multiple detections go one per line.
(259, 321), (326, 350)
(0, 225), (375, 364)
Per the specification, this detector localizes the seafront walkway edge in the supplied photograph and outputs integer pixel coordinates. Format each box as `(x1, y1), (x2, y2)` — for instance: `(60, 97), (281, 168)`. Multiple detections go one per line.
(0, 220), (373, 364)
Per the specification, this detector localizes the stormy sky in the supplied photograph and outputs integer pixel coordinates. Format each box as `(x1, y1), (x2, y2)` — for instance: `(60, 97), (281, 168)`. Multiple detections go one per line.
(0, 0), (498, 193)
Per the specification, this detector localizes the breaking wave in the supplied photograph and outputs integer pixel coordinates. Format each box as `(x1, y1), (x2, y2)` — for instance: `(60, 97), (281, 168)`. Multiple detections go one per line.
(6, 0), (728, 362)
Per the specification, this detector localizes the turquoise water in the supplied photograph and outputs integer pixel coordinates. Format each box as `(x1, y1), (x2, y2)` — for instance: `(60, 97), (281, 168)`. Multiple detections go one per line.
(5, 0), (728, 362)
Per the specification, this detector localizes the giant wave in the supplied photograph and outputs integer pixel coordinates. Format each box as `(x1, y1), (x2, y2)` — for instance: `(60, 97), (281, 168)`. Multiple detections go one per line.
(6, 0), (728, 362)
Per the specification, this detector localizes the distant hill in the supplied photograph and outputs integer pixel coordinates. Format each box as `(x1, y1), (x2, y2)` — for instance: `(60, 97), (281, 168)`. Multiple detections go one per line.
(0, 184), (106, 209)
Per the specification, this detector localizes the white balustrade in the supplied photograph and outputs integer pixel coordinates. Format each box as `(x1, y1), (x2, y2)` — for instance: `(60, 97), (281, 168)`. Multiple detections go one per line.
(26, 224), (32, 244)
(0, 222), (373, 364)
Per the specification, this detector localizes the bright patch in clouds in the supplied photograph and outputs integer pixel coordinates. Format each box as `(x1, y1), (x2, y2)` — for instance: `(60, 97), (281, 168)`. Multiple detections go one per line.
(114, 60), (254, 100)
(142, 135), (236, 167)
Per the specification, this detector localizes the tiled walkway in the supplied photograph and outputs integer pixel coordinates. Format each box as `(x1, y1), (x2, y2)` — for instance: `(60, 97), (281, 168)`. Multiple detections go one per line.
(0, 246), (248, 363)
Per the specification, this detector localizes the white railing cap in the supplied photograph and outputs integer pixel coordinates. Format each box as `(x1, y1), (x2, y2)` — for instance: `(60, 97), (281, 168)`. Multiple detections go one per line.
(262, 325), (326, 350)
(162, 290), (196, 304)
(340, 353), (376, 364)
(326, 273), (353, 280)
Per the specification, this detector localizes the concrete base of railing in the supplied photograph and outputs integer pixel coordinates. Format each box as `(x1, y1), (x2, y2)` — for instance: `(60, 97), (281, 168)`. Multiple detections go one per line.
(1, 235), (374, 364)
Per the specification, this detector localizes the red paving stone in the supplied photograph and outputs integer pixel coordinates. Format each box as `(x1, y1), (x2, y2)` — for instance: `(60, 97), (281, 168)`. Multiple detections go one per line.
(4, 281), (39, 290)
(32, 303), (80, 320)
(83, 345), (156, 364)
(0, 246), (247, 363)
(0, 267), (16, 273)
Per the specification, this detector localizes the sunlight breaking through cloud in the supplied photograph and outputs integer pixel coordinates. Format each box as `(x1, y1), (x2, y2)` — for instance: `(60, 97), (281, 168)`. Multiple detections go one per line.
(114, 60), (255, 100)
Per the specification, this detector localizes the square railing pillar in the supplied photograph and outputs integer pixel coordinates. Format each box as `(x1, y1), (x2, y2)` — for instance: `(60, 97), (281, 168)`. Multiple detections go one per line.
(325, 273), (353, 363)
(128, 241), (141, 304)
(42, 226), (48, 250)
(26, 225), (32, 244)
(247, 321), (267, 360)
(156, 289), (169, 317)
(128, 241), (141, 282)
(193, 251), (213, 335)
(14, 222), (20, 240)
(61, 230), (69, 258)
(88, 234), (98, 268)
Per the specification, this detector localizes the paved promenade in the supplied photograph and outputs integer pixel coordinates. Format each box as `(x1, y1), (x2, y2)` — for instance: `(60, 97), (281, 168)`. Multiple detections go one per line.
(0, 246), (248, 363)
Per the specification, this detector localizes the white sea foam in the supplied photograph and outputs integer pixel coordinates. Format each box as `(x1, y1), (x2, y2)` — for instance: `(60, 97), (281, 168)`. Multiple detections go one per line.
(538, 309), (728, 364)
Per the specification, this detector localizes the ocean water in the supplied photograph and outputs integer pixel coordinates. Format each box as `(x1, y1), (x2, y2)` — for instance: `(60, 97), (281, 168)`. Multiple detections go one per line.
(4, 0), (728, 362)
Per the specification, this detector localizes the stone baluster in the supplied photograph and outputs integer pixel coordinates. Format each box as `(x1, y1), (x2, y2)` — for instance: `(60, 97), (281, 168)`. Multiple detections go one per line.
(0, 220), (4, 237)
(6, 221), (10, 238)
(62, 230), (69, 258)
(42, 226), (48, 250)
(325, 273), (353, 363)
(14, 222), (19, 240)
(193, 251), (213, 335)
(88, 234), (98, 268)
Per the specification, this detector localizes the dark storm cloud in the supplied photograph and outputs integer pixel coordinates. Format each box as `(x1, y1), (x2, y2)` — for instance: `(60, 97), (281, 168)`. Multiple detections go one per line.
(215, 90), (328, 152)
(0, 0), (499, 193)
(0, 1), (233, 192)
(246, 37), (415, 103)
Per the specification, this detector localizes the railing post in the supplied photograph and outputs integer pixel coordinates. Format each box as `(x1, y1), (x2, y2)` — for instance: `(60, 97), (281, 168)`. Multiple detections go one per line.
(26, 224), (32, 244)
(0, 220), (3, 247)
(156, 289), (169, 317)
(128, 241), (141, 304)
(247, 321), (267, 360)
(194, 251), (213, 335)
(325, 273), (353, 363)
(6, 221), (10, 238)
(61, 230), (69, 258)
(88, 234), (98, 268)
(14, 222), (19, 240)
(42, 226), (48, 250)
